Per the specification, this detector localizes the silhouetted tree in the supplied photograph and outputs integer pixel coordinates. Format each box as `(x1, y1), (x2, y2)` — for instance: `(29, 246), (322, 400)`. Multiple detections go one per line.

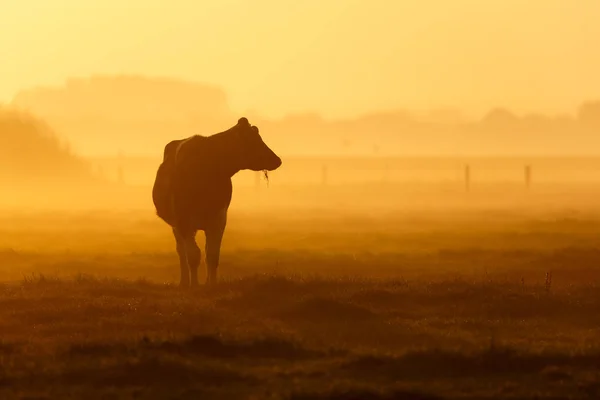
(482, 108), (518, 126)
(0, 108), (92, 184)
(577, 101), (600, 129)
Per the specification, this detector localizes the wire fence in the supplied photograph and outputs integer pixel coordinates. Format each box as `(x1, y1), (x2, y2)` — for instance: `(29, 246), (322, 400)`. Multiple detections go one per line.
(90, 155), (600, 190)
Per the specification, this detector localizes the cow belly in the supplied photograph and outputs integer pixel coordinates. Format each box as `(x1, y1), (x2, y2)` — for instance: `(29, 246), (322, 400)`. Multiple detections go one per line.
(168, 176), (231, 230)
(152, 162), (175, 225)
(171, 190), (230, 231)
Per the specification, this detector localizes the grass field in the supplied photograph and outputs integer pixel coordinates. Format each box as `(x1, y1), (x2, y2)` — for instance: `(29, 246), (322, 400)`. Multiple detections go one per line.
(0, 206), (600, 399)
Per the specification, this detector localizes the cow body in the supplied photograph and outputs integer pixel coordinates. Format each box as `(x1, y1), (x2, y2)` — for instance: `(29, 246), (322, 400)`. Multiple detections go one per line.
(152, 118), (281, 286)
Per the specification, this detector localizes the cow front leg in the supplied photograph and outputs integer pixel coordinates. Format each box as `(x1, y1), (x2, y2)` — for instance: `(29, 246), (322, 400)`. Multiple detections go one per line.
(205, 229), (224, 285)
(205, 211), (227, 285)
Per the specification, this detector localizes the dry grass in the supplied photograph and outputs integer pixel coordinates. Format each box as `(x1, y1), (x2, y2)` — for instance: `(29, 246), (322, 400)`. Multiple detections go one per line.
(0, 208), (599, 399)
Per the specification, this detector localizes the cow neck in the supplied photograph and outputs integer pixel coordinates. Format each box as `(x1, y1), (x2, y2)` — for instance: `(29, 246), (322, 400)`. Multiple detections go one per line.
(203, 132), (244, 179)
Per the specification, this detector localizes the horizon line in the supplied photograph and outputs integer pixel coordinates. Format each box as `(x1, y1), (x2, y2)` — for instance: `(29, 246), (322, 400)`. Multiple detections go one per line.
(5, 73), (599, 123)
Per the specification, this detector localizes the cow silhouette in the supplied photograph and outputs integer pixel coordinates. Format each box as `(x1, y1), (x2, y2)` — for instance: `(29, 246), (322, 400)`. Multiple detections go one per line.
(153, 117), (282, 286)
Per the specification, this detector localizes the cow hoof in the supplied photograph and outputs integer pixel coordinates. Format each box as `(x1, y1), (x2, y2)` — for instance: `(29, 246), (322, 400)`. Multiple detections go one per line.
(206, 269), (218, 285)
(179, 280), (190, 289)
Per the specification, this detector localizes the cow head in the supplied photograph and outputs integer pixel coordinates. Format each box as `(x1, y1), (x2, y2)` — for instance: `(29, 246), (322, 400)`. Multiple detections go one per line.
(235, 117), (282, 172)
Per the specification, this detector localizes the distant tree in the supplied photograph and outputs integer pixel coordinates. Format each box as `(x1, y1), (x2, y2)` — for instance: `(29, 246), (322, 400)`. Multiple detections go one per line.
(11, 75), (234, 155)
(482, 107), (518, 124)
(0, 108), (92, 183)
(480, 108), (520, 132)
(577, 101), (600, 128)
(12, 75), (230, 121)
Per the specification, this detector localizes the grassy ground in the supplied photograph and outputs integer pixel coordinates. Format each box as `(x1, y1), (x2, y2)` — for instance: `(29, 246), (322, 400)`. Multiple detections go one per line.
(0, 208), (599, 399)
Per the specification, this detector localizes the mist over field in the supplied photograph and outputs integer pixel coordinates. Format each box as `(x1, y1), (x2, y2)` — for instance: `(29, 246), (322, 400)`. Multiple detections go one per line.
(3, 1), (600, 398)
(3, 80), (600, 399)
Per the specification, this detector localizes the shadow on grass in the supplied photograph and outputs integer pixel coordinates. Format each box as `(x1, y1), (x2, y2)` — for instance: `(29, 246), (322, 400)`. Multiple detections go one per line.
(341, 347), (600, 380)
(67, 334), (333, 361)
(152, 334), (328, 360)
(61, 356), (253, 387)
(290, 388), (444, 400)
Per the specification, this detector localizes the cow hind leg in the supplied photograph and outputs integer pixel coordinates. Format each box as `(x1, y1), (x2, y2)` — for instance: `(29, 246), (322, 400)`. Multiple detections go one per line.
(173, 227), (190, 287)
(186, 234), (201, 288)
(173, 228), (201, 288)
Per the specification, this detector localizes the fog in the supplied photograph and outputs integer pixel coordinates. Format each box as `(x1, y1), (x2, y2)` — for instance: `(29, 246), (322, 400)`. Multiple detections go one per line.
(3, 1), (600, 119)
(3, 2), (600, 398)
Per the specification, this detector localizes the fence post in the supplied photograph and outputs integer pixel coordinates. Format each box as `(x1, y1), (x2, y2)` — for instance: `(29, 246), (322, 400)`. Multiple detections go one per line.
(525, 165), (531, 190)
(464, 164), (470, 192)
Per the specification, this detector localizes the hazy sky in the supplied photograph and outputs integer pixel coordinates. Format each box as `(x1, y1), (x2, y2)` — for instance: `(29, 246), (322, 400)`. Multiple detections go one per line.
(2, 0), (600, 119)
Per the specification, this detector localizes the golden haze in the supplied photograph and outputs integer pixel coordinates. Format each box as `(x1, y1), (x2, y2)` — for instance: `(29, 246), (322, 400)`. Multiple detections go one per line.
(1, 2), (600, 398)
(2, 0), (600, 119)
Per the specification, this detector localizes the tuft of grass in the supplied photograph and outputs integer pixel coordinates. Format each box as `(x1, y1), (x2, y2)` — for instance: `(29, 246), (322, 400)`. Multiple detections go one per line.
(21, 272), (63, 286)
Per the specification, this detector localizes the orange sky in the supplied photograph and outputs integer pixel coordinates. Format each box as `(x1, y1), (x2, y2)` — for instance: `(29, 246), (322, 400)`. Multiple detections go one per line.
(2, 0), (600, 119)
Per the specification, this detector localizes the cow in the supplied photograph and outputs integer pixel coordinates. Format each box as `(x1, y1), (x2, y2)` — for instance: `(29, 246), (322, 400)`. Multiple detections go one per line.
(152, 117), (282, 287)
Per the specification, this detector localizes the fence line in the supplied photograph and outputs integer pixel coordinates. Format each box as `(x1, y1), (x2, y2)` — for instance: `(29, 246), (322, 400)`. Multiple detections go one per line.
(92, 156), (600, 189)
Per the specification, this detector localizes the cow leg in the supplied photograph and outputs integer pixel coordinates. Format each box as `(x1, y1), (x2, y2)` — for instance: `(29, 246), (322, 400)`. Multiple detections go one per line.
(205, 229), (224, 285)
(174, 228), (201, 288)
(186, 232), (202, 288)
(172, 227), (189, 287)
(205, 210), (227, 285)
